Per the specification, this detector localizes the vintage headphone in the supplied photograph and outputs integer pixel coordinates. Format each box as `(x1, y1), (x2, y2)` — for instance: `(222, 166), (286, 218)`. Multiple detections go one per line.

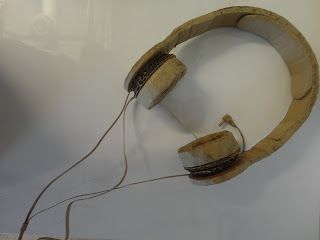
(15, 6), (319, 240)
(124, 6), (319, 185)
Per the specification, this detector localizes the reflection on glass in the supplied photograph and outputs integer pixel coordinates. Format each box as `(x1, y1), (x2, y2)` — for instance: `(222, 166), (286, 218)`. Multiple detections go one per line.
(1, 0), (113, 61)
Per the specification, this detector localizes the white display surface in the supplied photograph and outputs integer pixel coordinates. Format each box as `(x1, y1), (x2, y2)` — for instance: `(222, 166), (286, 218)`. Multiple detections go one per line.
(0, 1), (319, 240)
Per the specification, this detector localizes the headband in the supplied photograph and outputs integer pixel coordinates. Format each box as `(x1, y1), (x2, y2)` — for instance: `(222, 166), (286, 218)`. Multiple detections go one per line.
(15, 6), (320, 240)
(124, 6), (319, 185)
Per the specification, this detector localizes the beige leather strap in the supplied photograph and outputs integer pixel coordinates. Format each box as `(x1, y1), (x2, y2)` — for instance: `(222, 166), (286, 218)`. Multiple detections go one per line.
(125, 6), (319, 184)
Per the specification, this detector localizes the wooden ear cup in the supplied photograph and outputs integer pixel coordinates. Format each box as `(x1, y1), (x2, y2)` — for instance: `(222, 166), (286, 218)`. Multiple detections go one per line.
(135, 54), (186, 109)
(178, 131), (241, 183)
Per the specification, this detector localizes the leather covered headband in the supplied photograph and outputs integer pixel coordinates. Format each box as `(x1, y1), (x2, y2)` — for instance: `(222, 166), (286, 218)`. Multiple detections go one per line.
(124, 6), (319, 185)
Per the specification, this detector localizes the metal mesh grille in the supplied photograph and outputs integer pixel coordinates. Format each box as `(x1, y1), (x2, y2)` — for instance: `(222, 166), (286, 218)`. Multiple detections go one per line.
(130, 53), (174, 97)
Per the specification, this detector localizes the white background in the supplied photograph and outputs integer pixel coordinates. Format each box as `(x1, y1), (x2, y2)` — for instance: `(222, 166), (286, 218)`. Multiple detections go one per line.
(0, 0), (319, 240)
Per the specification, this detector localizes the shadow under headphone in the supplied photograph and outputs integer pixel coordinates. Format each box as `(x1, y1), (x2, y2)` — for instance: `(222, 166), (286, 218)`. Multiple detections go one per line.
(124, 6), (319, 185)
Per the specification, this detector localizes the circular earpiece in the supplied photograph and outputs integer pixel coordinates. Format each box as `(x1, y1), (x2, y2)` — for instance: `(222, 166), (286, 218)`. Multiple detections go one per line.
(178, 131), (241, 179)
(133, 54), (186, 109)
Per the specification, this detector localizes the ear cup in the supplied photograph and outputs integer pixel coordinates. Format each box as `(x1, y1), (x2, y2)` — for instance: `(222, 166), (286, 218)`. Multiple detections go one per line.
(178, 131), (241, 178)
(136, 55), (186, 109)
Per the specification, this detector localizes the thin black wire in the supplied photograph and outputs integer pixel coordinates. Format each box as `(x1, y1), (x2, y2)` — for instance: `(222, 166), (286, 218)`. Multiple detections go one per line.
(29, 97), (133, 221)
(63, 96), (134, 240)
(18, 93), (131, 240)
(29, 103), (192, 221)
(31, 173), (189, 220)
(35, 96), (188, 240)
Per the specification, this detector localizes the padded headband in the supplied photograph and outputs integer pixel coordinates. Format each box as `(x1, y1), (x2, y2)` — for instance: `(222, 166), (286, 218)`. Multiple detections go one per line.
(125, 6), (319, 185)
